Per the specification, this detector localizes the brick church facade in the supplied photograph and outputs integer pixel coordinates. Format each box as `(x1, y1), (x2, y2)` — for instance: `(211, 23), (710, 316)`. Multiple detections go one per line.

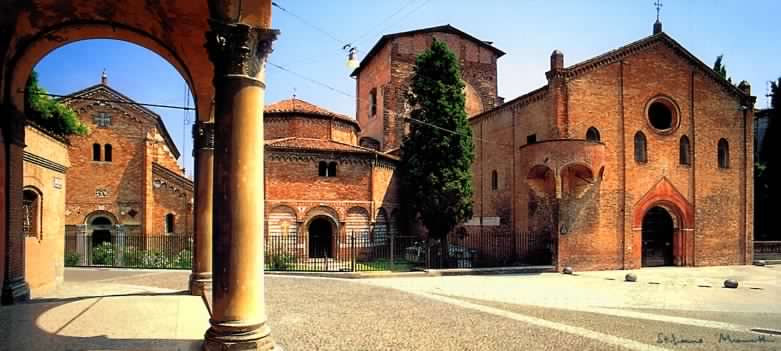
(351, 23), (755, 270)
(61, 75), (194, 242)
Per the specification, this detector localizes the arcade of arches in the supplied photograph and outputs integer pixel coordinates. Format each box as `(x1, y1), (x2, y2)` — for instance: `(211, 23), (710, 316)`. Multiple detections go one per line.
(1, 1), (280, 350)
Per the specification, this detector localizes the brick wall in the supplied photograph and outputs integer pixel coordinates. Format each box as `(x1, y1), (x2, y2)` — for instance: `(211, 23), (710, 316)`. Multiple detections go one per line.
(63, 86), (189, 236)
(356, 29), (500, 152)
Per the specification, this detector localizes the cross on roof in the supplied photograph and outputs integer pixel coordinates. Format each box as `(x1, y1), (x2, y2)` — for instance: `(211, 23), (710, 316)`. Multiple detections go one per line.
(654, 0), (663, 21)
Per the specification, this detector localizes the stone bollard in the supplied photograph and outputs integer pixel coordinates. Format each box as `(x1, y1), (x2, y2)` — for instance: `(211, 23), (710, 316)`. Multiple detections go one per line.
(562, 266), (573, 275)
(625, 273), (637, 282)
(723, 279), (739, 289)
(754, 260), (766, 267)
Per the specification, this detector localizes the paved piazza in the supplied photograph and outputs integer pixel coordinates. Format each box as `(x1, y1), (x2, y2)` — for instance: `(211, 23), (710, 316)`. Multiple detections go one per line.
(0, 266), (778, 350)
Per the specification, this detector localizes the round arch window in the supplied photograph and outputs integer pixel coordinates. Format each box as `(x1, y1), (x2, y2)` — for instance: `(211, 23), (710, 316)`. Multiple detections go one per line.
(646, 97), (679, 134)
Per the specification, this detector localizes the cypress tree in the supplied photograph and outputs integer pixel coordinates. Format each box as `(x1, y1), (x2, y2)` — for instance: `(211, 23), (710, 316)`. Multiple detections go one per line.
(400, 38), (475, 268)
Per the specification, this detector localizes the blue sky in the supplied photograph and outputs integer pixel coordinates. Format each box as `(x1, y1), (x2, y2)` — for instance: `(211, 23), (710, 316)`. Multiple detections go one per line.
(35, 0), (781, 176)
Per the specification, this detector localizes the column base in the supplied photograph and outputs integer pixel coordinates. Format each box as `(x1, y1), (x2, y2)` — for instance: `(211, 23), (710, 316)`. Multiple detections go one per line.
(204, 320), (274, 351)
(189, 272), (213, 297)
(1, 276), (30, 305)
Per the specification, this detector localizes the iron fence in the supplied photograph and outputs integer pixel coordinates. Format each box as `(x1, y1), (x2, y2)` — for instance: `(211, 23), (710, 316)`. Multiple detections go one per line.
(425, 229), (552, 268)
(754, 241), (781, 261)
(265, 232), (420, 272)
(65, 233), (193, 269)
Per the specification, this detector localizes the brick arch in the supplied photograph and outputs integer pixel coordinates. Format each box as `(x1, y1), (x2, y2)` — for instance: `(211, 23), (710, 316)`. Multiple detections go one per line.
(83, 210), (118, 225)
(5, 21), (205, 118)
(303, 206), (341, 225)
(632, 177), (693, 230)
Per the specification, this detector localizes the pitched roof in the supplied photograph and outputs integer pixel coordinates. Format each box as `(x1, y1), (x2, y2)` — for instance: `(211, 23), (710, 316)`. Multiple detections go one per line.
(265, 137), (399, 161)
(351, 24), (505, 77)
(58, 83), (181, 158)
(265, 98), (359, 129)
(471, 31), (753, 124)
(555, 32), (749, 99)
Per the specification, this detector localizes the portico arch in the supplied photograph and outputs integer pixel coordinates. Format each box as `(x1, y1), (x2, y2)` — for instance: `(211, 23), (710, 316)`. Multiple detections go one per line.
(2, 1), (279, 349)
(632, 178), (694, 267)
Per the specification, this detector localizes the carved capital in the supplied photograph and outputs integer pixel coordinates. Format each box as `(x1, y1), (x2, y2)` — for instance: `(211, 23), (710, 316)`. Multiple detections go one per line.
(193, 121), (215, 151)
(206, 20), (279, 80)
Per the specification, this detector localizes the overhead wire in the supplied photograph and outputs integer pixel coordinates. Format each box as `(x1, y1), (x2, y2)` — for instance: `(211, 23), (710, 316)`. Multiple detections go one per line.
(267, 60), (513, 148)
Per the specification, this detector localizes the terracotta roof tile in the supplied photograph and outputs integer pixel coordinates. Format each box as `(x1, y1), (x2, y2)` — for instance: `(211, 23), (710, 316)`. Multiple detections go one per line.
(265, 137), (399, 160)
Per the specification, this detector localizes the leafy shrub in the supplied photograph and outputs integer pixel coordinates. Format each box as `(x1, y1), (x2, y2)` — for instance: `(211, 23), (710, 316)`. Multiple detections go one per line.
(142, 250), (171, 268)
(25, 71), (88, 136)
(268, 254), (296, 270)
(64, 251), (81, 266)
(121, 247), (146, 267)
(91, 242), (115, 265)
(174, 249), (192, 269)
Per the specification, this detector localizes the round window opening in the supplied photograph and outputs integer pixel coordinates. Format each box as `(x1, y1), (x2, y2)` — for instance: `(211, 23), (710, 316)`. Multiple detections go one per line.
(648, 100), (675, 131)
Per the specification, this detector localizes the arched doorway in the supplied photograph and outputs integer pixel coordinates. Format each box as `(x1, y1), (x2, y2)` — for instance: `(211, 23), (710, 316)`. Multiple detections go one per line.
(641, 206), (674, 267)
(89, 216), (114, 248)
(308, 217), (334, 258)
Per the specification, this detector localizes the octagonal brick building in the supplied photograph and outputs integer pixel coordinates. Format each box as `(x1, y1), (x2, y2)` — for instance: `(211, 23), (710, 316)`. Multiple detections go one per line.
(263, 99), (402, 259)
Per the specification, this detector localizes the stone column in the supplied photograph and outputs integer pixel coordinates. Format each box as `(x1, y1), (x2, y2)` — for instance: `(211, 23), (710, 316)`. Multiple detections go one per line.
(203, 6), (279, 350)
(190, 119), (214, 296)
(1, 107), (30, 305)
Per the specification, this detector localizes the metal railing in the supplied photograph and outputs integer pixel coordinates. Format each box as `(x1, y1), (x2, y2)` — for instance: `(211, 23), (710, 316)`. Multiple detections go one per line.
(65, 233), (193, 269)
(265, 231), (419, 272)
(754, 241), (781, 261)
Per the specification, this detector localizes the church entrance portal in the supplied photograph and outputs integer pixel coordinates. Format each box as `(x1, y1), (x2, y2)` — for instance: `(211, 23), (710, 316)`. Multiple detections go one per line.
(90, 216), (114, 248)
(641, 206), (674, 267)
(308, 217), (333, 258)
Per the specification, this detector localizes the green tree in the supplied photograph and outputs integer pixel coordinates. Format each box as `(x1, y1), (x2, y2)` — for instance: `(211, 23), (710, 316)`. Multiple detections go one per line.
(713, 54), (732, 84)
(756, 78), (778, 240)
(24, 70), (88, 136)
(400, 39), (475, 268)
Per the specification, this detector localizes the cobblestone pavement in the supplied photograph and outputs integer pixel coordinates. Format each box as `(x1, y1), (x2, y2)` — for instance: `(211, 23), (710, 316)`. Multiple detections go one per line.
(20, 267), (780, 350)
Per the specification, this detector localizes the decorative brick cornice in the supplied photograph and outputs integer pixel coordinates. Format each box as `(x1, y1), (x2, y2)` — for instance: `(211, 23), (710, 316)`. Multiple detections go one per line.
(206, 20), (279, 82)
(192, 121), (215, 152)
(23, 151), (67, 174)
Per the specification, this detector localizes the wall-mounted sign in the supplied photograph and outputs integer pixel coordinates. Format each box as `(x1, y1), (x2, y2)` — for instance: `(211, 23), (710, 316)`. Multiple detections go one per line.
(53, 177), (63, 189)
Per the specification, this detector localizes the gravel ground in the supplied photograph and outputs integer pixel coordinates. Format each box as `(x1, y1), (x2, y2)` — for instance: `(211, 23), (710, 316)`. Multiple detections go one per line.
(57, 268), (780, 351)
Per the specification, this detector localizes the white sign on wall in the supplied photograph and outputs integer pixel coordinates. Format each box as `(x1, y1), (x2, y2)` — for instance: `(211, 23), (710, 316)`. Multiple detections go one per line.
(53, 177), (63, 189)
(482, 217), (501, 226)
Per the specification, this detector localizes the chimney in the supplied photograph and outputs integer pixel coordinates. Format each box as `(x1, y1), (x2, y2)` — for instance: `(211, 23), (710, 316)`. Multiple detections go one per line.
(550, 50), (564, 71)
(738, 80), (751, 95)
(101, 69), (108, 85)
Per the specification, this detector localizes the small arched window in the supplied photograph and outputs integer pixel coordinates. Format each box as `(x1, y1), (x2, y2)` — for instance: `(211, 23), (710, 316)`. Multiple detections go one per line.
(23, 188), (42, 237)
(634, 131), (647, 163)
(92, 143), (101, 161)
(165, 213), (175, 234)
(318, 161), (327, 177)
(679, 135), (691, 165)
(586, 127), (600, 142)
(104, 144), (112, 162)
(491, 170), (498, 190)
(328, 162), (337, 177)
(718, 138), (729, 169)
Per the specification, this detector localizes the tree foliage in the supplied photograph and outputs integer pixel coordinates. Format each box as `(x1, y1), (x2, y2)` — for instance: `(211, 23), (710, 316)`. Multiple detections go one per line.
(400, 39), (475, 267)
(712, 54), (732, 84)
(756, 77), (778, 240)
(25, 70), (88, 136)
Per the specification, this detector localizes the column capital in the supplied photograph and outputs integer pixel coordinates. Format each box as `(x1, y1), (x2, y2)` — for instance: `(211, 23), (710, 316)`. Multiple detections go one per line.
(205, 20), (279, 81)
(192, 120), (215, 153)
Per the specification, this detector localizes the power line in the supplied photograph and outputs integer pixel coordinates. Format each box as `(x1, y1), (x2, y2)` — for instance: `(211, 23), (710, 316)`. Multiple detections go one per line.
(355, 0), (432, 48)
(272, 1), (347, 47)
(22, 91), (196, 111)
(349, 0), (419, 45)
(267, 60), (513, 148)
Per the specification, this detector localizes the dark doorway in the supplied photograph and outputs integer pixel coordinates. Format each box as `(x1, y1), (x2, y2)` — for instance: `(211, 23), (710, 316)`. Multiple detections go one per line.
(90, 216), (113, 247)
(308, 217), (333, 258)
(641, 206), (674, 267)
